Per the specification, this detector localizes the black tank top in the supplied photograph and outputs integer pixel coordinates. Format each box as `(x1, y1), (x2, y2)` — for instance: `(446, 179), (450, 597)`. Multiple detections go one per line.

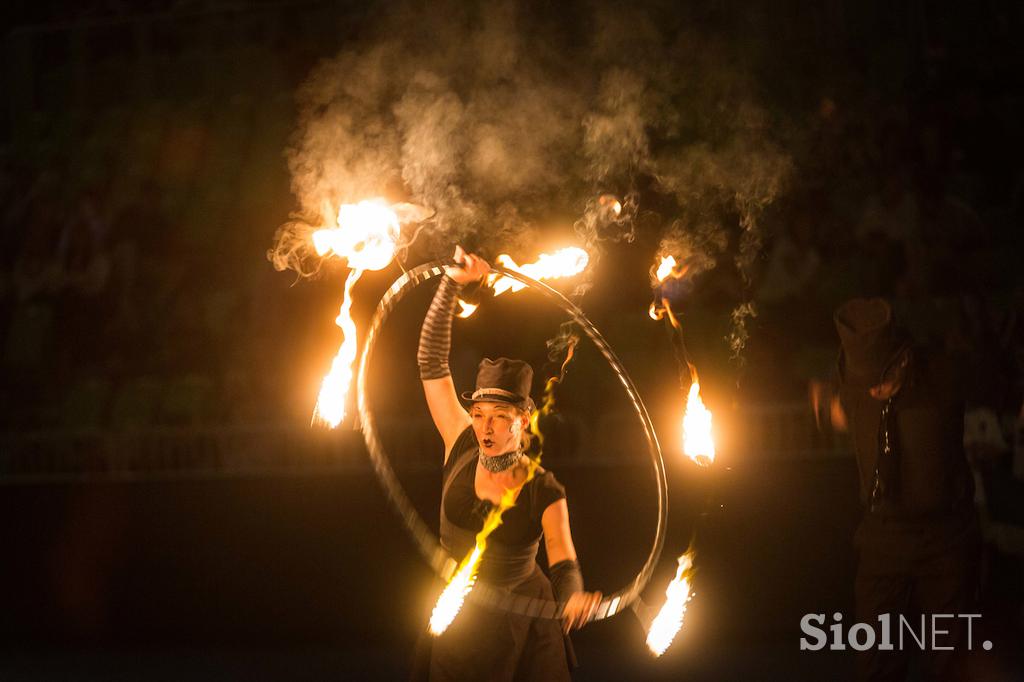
(440, 426), (566, 584)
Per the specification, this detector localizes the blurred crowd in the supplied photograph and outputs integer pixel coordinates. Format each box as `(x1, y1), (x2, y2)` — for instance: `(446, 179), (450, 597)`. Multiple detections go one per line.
(1, 2), (1022, 451)
(0, 123), (283, 430)
(0, 6), (307, 430)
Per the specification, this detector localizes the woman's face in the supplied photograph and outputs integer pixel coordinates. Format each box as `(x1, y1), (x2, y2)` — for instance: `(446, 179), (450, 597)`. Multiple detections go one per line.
(470, 401), (528, 457)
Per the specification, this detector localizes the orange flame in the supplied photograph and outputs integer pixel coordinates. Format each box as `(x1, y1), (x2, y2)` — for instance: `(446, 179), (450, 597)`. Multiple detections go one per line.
(457, 246), (589, 318)
(683, 377), (715, 467)
(656, 255), (677, 283)
(429, 545), (483, 635)
(312, 199), (401, 428)
(650, 255), (691, 319)
(654, 254), (691, 284)
(455, 300), (479, 319)
(649, 278), (715, 465)
(312, 199), (400, 271)
(646, 551), (695, 656)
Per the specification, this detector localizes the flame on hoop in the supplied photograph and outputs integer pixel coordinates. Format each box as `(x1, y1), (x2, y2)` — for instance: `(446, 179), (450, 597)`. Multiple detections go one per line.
(312, 199), (401, 428)
(646, 551), (695, 656)
(455, 300), (479, 319)
(311, 199), (401, 271)
(457, 246), (589, 318)
(429, 545), (483, 635)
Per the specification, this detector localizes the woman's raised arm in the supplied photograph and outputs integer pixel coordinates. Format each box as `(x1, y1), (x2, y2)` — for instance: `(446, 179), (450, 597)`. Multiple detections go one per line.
(417, 246), (488, 458)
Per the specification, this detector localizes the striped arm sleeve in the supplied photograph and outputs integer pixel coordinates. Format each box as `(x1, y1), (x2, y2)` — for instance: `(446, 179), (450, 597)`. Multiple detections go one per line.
(417, 275), (463, 380)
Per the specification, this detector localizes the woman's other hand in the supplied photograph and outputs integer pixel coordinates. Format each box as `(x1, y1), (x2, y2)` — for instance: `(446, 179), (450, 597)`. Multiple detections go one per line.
(445, 245), (490, 285)
(561, 590), (602, 633)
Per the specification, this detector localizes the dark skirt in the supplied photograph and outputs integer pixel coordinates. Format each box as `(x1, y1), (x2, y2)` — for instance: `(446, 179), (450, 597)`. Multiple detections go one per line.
(411, 564), (573, 682)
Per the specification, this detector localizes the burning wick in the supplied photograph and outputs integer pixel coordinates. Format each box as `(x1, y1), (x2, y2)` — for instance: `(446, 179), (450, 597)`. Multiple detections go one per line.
(456, 246), (589, 318)
(649, 255), (691, 320)
(312, 199), (401, 428)
(646, 552), (695, 656)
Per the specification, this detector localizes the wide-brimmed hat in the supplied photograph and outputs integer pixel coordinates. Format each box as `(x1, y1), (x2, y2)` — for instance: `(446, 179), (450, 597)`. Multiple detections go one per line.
(834, 297), (909, 387)
(461, 357), (535, 412)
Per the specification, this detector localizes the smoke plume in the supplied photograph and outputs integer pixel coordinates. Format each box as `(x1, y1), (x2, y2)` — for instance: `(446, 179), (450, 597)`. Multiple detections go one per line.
(270, 0), (792, 332)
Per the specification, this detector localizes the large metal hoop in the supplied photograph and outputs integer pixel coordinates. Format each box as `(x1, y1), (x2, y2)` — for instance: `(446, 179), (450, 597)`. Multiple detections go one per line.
(356, 260), (667, 620)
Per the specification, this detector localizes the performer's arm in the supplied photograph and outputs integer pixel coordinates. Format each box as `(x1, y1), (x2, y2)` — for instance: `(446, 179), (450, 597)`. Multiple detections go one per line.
(542, 499), (602, 632)
(418, 246), (486, 458)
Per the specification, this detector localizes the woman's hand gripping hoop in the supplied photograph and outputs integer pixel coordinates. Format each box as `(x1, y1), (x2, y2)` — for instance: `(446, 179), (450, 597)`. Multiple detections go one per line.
(356, 260), (668, 622)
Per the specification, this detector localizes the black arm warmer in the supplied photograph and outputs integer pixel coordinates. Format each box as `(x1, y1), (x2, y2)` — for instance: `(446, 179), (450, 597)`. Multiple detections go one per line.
(417, 275), (463, 380)
(549, 559), (584, 602)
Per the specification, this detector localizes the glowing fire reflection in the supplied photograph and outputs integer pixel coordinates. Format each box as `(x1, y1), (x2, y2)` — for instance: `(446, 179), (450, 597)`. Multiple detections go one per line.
(646, 552), (695, 656)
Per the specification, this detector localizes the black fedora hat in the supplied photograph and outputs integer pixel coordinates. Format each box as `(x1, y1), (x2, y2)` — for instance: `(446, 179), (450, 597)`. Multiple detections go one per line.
(461, 357), (535, 412)
(834, 297), (909, 387)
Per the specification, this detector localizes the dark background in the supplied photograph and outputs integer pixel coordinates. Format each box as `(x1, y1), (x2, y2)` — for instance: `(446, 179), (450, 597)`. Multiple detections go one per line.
(1, 1), (1023, 679)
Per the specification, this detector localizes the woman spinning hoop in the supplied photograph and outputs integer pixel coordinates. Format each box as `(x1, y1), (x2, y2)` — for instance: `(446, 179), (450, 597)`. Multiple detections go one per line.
(414, 246), (602, 681)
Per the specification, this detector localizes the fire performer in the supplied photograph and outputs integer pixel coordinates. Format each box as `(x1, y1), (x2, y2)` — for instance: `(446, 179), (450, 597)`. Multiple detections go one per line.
(413, 246), (601, 681)
(828, 298), (981, 682)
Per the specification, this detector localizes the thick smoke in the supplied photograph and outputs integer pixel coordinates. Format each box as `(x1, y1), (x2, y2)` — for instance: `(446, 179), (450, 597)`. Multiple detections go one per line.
(270, 0), (791, 343)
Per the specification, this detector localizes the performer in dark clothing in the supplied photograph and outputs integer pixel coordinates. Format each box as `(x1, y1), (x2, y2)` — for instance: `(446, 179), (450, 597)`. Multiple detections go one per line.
(413, 246), (601, 681)
(832, 298), (981, 682)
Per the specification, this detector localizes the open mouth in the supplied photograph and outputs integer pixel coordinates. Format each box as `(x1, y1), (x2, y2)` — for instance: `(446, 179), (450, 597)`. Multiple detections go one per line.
(481, 438), (494, 448)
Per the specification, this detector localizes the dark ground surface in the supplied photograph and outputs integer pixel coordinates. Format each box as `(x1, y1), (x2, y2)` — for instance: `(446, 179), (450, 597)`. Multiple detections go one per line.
(1, 456), (1020, 680)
